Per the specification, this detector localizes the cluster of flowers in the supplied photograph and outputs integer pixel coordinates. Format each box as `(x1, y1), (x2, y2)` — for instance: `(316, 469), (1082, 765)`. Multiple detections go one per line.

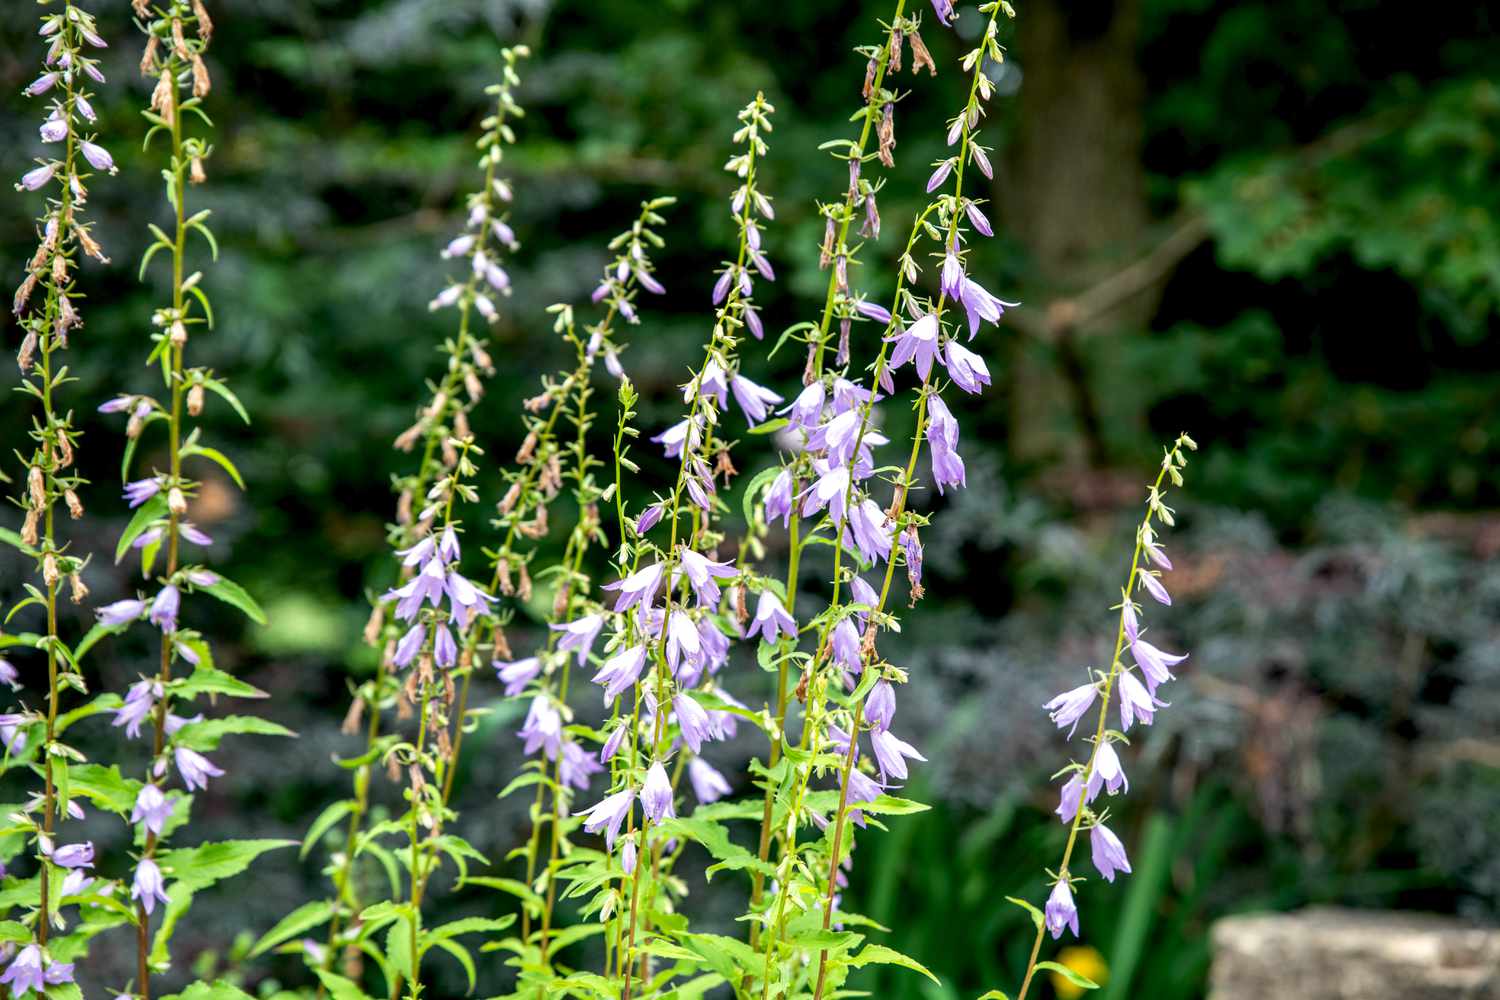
(1030, 436), (1196, 989)
(1, 1), (113, 993)
(0, 2), (1206, 998)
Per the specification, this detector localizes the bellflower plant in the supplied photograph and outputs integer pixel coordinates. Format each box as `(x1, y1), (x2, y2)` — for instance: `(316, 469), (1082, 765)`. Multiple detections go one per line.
(1, 1), (113, 990)
(1008, 434), (1198, 1000)
(1, 2), (1217, 998)
(288, 49), (533, 1000)
(96, 3), (289, 997)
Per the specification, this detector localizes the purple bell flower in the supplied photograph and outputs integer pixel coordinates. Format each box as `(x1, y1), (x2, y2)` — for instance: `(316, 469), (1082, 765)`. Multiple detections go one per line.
(174, 747), (224, 791)
(1118, 670), (1167, 730)
(550, 613), (605, 666)
(870, 727), (926, 783)
(1091, 823), (1132, 883)
(577, 788), (633, 849)
(132, 857), (170, 915)
(602, 562), (665, 612)
(885, 314), (940, 381)
(688, 757), (731, 804)
(131, 783), (173, 837)
(674, 693), (714, 754)
(96, 598), (147, 628)
(640, 761), (675, 823)
(149, 585), (180, 633)
(495, 656), (541, 696)
(592, 644), (647, 705)
(1044, 880), (1079, 939)
(1044, 683), (1098, 738)
(747, 591), (796, 643)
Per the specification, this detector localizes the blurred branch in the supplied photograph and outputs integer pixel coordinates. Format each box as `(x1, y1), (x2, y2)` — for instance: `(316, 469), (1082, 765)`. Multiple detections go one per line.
(1009, 103), (1415, 345)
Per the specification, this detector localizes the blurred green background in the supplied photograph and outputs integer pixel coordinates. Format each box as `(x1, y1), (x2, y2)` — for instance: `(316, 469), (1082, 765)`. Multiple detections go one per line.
(3, 0), (1500, 997)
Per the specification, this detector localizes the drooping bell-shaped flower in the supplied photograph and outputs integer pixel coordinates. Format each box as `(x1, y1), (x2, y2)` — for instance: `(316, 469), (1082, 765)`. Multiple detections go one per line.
(577, 788), (633, 849)
(131, 857), (170, 915)
(1044, 880), (1079, 939)
(747, 591), (796, 643)
(688, 757), (731, 805)
(640, 761), (675, 823)
(1044, 683), (1098, 738)
(886, 314), (940, 381)
(870, 727), (926, 783)
(1090, 823), (1132, 883)
(602, 561), (665, 612)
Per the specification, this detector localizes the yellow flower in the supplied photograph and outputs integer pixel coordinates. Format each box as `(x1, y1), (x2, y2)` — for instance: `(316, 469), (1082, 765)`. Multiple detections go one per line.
(1049, 945), (1109, 1000)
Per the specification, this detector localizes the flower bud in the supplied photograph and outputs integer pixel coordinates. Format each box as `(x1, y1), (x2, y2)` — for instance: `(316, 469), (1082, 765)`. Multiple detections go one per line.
(170, 319), (188, 347)
(64, 489), (83, 520)
(187, 383), (204, 416)
(42, 552), (59, 587)
(189, 156), (207, 185)
(167, 487), (188, 516)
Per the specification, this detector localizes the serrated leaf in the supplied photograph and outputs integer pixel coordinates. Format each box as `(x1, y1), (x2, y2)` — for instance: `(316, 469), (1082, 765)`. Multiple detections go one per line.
(300, 799), (354, 859)
(116, 494), (169, 564)
(174, 662), (267, 700)
(314, 972), (374, 1000)
(428, 937), (475, 992)
(196, 575), (268, 625)
(249, 900), (336, 959)
(161, 980), (256, 1000)
(427, 914), (515, 940)
(171, 715), (293, 752)
(155, 839), (294, 891)
(847, 943), (941, 985)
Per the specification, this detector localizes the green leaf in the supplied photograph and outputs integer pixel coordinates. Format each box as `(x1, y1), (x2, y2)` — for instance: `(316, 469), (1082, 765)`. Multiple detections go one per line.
(161, 980), (256, 1000)
(150, 882), (196, 967)
(1036, 961), (1100, 990)
(196, 575), (268, 625)
(859, 795), (932, 816)
(181, 443), (244, 489)
(201, 378), (250, 424)
(0, 921), (30, 943)
(747, 417), (789, 436)
(847, 944), (941, 985)
(65, 763), (141, 815)
(249, 900), (336, 959)
(71, 623), (121, 666)
(300, 799), (354, 859)
(977, 992), (1011, 999)
(116, 494), (169, 564)
(174, 662), (268, 700)
(428, 937), (476, 992)
(0, 528), (39, 558)
(155, 839), (294, 891)
(1005, 896), (1044, 934)
(172, 715), (294, 752)
(455, 876), (543, 911)
(657, 817), (775, 880)
(313, 972), (374, 1000)
(428, 914), (515, 940)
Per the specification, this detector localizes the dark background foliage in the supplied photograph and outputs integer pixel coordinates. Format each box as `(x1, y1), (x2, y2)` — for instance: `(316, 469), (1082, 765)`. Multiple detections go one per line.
(2, 0), (1498, 997)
